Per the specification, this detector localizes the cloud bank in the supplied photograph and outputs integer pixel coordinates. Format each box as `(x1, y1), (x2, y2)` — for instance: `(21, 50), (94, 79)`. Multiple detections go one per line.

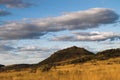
(0, 0), (33, 8)
(52, 31), (120, 41)
(0, 8), (119, 40)
(0, 46), (60, 65)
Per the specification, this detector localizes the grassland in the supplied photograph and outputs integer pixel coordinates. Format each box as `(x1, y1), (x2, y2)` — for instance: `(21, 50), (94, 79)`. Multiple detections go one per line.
(0, 58), (120, 80)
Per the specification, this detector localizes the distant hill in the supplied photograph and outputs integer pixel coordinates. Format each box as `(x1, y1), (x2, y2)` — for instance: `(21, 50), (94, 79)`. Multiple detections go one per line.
(0, 64), (4, 68)
(0, 46), (120, 72)
(38, 46), (94, 65)
(0, 64), (32, 72)
(95, 48), (120, 60)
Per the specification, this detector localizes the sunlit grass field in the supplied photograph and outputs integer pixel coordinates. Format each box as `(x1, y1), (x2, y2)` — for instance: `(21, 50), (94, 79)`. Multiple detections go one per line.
(0, 58), (120, 80)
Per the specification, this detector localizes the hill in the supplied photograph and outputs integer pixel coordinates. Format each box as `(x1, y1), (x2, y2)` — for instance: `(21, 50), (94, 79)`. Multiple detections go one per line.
(0, 64), (32, 72)
(95, 48), (120, 60)
(38, 46), (94, 65)
(0, 64), (4, 68)
(0, 46), (120, 72)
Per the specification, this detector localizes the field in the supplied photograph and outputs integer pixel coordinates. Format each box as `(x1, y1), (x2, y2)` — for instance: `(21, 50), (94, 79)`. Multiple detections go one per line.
(0, 58), (120, 80)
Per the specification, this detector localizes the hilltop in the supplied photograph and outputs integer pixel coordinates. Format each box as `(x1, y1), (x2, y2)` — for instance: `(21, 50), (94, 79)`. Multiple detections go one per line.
(95, 48), (120, 60)
(39, 46), (94, 65)
(0, 46), (120, 80)
(0, 46), (120, 72)
(39, 46), (120, 66)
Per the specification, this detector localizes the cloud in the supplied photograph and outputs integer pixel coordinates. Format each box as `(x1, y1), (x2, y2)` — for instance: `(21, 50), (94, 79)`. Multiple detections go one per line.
(0, 8), (119, 40)
(0, 52), (45, 65)
(17, 46), (60, 52)
(0, 0), (33, 8)
(52, 31), (120, 41)
(0, 45), (15, 51)
(0, 46), (60, 65)
(0, 40), (16, 52)
(18, 46), (50, 51)
(0, 31), (45, 40)
(0, 10), (11, 16)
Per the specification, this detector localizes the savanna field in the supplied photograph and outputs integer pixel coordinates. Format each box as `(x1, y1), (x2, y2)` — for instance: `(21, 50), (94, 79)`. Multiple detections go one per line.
(0, 58), (120, 80)
(1, 0), (120, 80)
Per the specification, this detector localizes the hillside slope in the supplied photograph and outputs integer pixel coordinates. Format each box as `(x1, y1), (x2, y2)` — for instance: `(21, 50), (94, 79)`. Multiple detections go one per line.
(0, 64), (4, 68)
(39, 46), (94, 65)
(95, 48), (120, 60)
(0, 46), (120, 72)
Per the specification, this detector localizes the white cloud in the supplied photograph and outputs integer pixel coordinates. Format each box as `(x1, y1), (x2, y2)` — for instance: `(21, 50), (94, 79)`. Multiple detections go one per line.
(0, 8), (119, 40)
(0, 0), (33, 8)
(52, 31), (120, 41)
(17, 46), (59, 52)
(0, 46), (60, 65)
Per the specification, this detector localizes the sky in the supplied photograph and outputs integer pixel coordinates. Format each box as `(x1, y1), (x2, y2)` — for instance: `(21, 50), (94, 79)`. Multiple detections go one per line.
(0, 0), (120, 65)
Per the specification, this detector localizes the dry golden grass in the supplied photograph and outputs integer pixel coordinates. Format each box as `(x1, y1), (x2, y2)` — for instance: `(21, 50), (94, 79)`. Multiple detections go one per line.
(0, 58), (120, 80)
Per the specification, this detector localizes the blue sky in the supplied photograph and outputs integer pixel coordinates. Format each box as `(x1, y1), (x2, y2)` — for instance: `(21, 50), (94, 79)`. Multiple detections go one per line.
(0, 0), (120, 65)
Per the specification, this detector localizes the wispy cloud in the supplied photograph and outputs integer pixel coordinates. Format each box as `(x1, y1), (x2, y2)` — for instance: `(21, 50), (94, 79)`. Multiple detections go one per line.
(0, 40), (16, 52)
(17, 46), (60, 52)
(0, 9), (11, 16)
(0, 0), (33, 8)
(0, 46), (60, 65)
(51, 31), (120, 41)
(0, 45), (15, 51)
(0, 8), (119, 40)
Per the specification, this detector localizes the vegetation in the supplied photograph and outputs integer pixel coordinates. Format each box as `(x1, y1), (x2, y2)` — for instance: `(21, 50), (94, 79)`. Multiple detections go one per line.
(0, 64), (4, 68)
(0, 58), (120, 80)
(95, 48), (120, 60)
(39, 46), (94, 65)
(0, 46), (120, 72)
(0, 46), (120, 80)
